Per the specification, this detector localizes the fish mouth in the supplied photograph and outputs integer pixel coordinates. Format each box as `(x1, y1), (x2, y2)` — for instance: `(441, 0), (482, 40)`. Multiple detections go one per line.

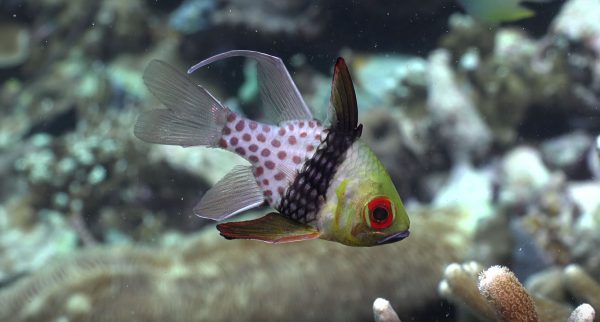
(377, 230), (410, 245)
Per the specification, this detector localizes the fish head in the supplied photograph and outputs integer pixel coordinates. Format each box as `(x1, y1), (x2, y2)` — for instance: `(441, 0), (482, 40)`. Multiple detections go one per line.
(323, 141), (410, 247)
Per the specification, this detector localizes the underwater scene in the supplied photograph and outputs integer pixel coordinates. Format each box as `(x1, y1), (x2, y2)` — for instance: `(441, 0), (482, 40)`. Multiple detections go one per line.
(1, 0), (600, 321)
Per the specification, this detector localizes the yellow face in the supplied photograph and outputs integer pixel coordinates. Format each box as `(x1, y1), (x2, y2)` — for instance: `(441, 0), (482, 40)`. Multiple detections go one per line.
(321, 142), (410, 247)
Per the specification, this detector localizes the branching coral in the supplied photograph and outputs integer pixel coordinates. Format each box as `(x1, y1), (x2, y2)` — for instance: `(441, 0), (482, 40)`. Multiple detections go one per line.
(478, 266), (538, 322)
(564, 265), (600, 312)
(0, 207), (474, 321)
(439, 262), (599, 322)
(373, 298), (402, 322)
(567, 304), (595, 322)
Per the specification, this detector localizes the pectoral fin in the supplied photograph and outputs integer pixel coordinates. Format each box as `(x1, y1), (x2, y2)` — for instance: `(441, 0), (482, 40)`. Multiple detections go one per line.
(216, 213), (320, 243)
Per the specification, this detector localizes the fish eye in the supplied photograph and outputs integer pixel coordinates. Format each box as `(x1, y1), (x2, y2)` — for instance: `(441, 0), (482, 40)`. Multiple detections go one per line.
(372, 206), (388, 222)
(364, 196), (394, 229)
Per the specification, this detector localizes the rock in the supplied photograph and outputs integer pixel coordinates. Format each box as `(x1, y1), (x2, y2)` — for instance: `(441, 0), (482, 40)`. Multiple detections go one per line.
(0, 23), (30, 68)
(541, 131), (593, 178)
(499, 146), (551, 206)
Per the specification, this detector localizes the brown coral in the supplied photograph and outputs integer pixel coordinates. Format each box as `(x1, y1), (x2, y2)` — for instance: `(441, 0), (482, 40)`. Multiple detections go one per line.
(439, 262), (577, 322)
(478, 266), (538, 322)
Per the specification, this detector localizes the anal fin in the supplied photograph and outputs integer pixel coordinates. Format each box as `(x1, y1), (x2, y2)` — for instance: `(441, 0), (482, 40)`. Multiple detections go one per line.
(217, 213), (320, 244)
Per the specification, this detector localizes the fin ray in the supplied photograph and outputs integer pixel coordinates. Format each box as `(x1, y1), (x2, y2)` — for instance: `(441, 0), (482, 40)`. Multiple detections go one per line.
(194, 166), (264, 221)
(329, 58), (360, 135)
(187, 50), (313, 123)
(135, 60), (228, 147)
(217, 213), (320, 243)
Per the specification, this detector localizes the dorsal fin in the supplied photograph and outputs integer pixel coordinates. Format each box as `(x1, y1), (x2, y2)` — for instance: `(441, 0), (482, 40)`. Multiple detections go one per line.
(329, 57), (361, 136)
(187, 50), (313, 123)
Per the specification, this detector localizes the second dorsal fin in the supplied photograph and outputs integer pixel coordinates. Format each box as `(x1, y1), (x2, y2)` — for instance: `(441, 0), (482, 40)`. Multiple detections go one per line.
(329, 58), (361, 136)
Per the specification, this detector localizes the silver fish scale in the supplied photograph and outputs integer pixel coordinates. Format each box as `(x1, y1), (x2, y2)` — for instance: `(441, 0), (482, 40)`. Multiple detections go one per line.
(277, 130), (358, 224)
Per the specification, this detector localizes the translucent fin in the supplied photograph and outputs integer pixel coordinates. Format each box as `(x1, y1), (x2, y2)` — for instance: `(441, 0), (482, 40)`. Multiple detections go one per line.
(194, 166), (265, 221)
(217, 212), (320, 243)
(187, 50), (313, 122)
(134, 60), (229, 147)
(328, 57), (362, 137)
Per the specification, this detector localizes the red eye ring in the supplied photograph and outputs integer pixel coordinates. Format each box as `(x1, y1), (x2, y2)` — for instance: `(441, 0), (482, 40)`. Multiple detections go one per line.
(366, 196), (394, 229)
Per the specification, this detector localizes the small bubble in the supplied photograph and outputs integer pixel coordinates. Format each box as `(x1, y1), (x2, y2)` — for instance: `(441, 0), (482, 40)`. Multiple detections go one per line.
(12, 14), (16, 18)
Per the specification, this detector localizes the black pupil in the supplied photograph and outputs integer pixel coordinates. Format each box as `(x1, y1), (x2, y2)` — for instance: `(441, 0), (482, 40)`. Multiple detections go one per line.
(372, 207), (388, 222)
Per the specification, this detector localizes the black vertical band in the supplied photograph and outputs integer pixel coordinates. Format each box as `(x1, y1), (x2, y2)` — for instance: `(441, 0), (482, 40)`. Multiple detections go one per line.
(277, 127), (361, 224)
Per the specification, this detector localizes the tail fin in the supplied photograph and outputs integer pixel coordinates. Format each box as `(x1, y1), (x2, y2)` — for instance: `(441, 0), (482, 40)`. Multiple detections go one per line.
(134, 60), (229, 147)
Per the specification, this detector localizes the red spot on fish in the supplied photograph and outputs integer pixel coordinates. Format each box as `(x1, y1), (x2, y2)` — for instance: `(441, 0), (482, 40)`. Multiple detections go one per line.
(274, 172), (285, 181)
(278, 128), (286, 136)
(235, 147), (246, 156)
(223, 127), (232, 135)
(288, 136), (297, 145)
(242, 133), (251, 142)
(249, 144), (258, 152)
(230, 137), (239, 146)
(261, 148), (271, 157)
(292, 156), (302, 164)
(262, 125), (271, 132)
(262, 179), (269, 185)
(235, 120), (245, 131)
(315, 134), (322, 141)
(257, 133), (266, 142)
(227, 113), (236, 122)
(277, 186), (285, 195)
(218, 138), (228, 148)
(265, 190), (272, 196)
(300, 132), (307, 138)
(255, 167), (264, 176)
(249, 121), (258, 130)
(307, 145), (314, 152)
(271, 139), (281, 147)
(288, 124), (294, 131)
(309, 121), (316, 128)
(299, 121), (305, 128)
(277, 151), (287, 160)
(249, 155), (259, 163)
(265, 161), (275, 169)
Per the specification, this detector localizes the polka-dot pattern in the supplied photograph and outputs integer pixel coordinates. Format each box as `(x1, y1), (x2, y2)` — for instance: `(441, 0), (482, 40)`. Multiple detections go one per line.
(219, 112), (323, 207)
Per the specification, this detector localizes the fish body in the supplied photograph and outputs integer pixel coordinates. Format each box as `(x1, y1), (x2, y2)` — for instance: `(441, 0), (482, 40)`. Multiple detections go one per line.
(134, 50), (410, 247)
(457, 0), (554, 23)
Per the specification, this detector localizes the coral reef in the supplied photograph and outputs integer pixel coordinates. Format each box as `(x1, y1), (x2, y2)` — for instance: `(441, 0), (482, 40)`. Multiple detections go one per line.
(373, 298), (402, 322)
(0, 23), (30, 68)
(426, 49), (492, 161)
(440, 262), (599, 322)
(1, 0), (600, 321)
(478, 266), (538, 322)
(567, 304), (595, 322)
(0, 208), (474, 321)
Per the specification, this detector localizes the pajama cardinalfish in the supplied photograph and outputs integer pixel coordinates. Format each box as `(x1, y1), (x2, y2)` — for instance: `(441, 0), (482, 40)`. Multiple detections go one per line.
(134, 50), (410, 247)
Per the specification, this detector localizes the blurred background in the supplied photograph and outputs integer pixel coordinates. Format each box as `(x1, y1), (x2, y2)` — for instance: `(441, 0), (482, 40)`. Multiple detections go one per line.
(0, 0), (599, 321)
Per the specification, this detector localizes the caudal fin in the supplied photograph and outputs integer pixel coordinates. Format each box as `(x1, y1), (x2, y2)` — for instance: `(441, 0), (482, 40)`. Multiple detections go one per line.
(134, 60), (229, 147)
